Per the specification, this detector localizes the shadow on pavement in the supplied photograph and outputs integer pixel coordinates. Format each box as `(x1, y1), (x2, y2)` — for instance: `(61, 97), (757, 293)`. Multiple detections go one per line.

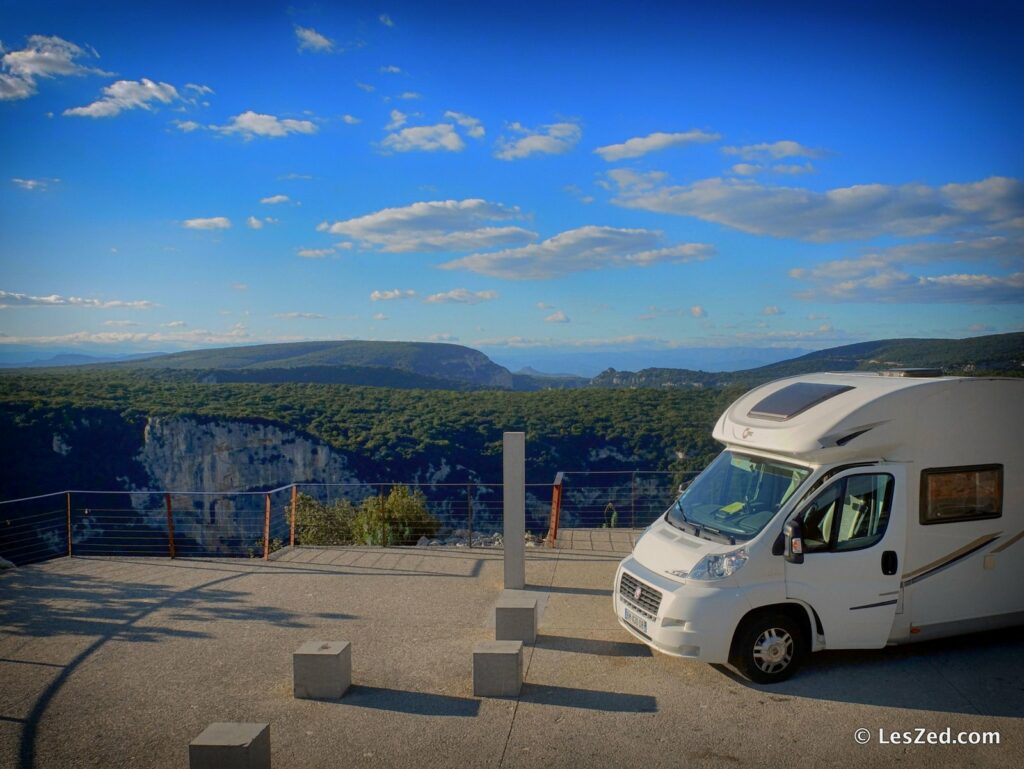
(714, 625), (1024, 717)
(341, 686), (481, 717)
(535, 634), (652, 657)
(521, 683), (657, 712)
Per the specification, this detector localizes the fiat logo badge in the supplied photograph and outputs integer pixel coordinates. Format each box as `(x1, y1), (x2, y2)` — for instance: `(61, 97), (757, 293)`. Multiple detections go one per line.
(634, 586), (643, 601)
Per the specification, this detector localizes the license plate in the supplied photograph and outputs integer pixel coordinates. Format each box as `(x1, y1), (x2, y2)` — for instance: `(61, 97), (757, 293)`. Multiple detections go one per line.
(623, 606), (648, 634)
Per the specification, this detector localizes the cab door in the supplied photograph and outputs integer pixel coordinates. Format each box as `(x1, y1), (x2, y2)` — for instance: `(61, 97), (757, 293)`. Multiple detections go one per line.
(784, 465), (906, 649)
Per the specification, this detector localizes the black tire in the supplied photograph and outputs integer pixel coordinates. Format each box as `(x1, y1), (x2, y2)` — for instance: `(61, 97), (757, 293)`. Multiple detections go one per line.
(729, 611), (807, 684)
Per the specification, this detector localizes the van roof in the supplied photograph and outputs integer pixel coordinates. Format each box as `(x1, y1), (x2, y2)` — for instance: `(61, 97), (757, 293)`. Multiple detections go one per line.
(713, 372), (1016, 462)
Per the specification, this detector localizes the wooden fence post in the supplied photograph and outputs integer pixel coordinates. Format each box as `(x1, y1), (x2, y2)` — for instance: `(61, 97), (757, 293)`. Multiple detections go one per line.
(165, 493), (176, 559)
(263, 493), (271, 560)
(66, 492), (73, 557)
(290, 485), (298, 547)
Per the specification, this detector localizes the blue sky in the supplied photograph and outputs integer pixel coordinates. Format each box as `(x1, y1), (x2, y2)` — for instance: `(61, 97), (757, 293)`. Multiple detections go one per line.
(2, 0), (1022, 371)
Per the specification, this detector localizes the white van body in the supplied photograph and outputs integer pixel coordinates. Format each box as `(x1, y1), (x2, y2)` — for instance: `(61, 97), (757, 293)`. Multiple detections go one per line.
(614, 372), (1024, 680)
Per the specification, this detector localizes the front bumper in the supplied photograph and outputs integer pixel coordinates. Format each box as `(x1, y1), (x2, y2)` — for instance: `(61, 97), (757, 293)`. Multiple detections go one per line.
(613, 556), (748, 664)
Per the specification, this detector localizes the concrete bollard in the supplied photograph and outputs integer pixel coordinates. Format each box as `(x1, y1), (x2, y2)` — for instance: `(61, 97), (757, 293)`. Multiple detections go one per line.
(189, 722), (270, 769)
(495, 594), (538, 644)
(503, 432), (526, 590)
(473, 640), (523, 697)
(293, 640), (351, 700)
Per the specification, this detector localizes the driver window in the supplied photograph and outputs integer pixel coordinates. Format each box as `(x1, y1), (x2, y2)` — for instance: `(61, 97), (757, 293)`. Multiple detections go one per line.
(797, 473), (894, 553)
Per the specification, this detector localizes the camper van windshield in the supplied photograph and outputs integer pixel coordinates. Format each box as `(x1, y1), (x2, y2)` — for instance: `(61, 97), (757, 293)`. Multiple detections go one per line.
(666, 451), (811, 540)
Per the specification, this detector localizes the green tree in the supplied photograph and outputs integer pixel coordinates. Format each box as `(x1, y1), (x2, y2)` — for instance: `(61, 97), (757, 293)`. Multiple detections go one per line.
(352, 485), (439, 545)
(295, 493), (357, 545)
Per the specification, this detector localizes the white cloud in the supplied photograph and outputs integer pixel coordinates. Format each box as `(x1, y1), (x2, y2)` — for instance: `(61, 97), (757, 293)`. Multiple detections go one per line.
(64, 78), (180, 118)
(274, 311), (326, 319)
(370, 289), (417, 301)
(103, 319), (140, 327)
(212, 111), (318, 140)
(297, 247), (335, 258)
(163, 320), (187, 328)
(0, 323), (292, 348)
(563, 184), (595, 204)
(342, 114), (361, 125)
(356, 82), (375, 93)
(544, 310), (570, 323)
(183, 216), (231, 230)
(536, 302), (554, 310)
(773, 162), (815, 175)
(790, 235), (1024, 303)
(318, 199), (535, 253)
(594, 129), (720, 161)
(473, 334), (663, 349)
(425, 289), (498, 304)
(0, 35), (108, 101)
(495, 121), (581, 160)
(762, 305), (783, 315)
(690, 305), (707, 318)
(174, 119), (201, 132)
(0, 289), (154, 310)
(381, 123), (465, 153)
(12, 177), (58, 191)
(247, 216), (264, 229)
(295, 25), (334, 53)
(399, 91), (422, 100)
(444, 111), (485, 139)
(380, 65), (401, 74)
(260, 194), (290, 205)
(611, 174), (1024, 242)
(427, 333), (458, 342)
(379, 14), (395, 27)
(185, 83), (214, 96)
(373, 312), (388, 320)
(440, 225), (714, 280)
(386, 109), (407, 130)
(730, 163), (762, 176)
(722, 140), (825, 160)
(279, 172), (313, 180)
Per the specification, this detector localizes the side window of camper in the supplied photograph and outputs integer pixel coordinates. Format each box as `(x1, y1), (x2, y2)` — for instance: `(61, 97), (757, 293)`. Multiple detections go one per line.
(920, 465), (1003, 524)
(798, 473), (894, 553)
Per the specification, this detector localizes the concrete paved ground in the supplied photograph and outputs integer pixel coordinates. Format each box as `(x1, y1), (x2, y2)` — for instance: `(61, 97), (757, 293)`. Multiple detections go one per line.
(1, 537), (1021, 769)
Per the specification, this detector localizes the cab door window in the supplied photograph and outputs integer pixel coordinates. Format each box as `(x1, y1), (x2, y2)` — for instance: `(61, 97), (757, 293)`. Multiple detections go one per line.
(798, 473), (894, 553)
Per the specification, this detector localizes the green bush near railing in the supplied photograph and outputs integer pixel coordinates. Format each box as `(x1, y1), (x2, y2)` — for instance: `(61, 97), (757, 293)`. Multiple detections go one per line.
(295, 493), (358, 545)
(295, 486), (440, 546)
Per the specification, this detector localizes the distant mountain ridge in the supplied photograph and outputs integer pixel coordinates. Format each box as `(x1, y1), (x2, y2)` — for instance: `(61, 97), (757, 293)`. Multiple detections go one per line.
(15, 333), (1022, 391)
(589, 333), (1024, 388)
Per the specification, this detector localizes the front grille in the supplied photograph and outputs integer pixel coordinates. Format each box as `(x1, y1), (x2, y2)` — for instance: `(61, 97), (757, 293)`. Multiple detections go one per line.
(619, 571), (662, 621)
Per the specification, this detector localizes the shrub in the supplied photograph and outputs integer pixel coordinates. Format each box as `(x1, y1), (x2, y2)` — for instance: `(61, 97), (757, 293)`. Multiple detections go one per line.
(295, 493), (357, 545)
(352, 485), (439, 546)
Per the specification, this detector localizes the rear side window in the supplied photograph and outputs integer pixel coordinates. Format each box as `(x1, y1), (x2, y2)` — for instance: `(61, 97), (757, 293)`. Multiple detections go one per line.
(920, 465), (1002, 524)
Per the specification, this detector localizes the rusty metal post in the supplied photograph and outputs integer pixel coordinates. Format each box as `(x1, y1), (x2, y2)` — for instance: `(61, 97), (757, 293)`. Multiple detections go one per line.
(546, 472), (564, 546)
(66, 492), (72, 557)
(263, 493), (271, 560)
(290, 484), (298, 547)
(467, 483), (474, 549)
(165, 493), (176, 559)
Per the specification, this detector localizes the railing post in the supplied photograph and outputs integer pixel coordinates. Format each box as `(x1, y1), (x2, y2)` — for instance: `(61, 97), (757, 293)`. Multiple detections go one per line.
(165, 493), (176, 559)
(66, 492), (73, 557)
(290, 484), (298, 547)
(467, 483), (474, 549)
(263, 493), (271, 560)
(546, 472), (564, 546)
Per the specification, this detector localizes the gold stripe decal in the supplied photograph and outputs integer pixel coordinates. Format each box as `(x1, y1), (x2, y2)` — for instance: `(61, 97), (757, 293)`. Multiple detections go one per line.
(901, 533), (1001, 587)
(991, 528), (1024, 554)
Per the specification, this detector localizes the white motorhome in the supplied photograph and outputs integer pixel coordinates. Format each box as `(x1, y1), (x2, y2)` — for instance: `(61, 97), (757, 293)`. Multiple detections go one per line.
(614, 371), (1023, 682)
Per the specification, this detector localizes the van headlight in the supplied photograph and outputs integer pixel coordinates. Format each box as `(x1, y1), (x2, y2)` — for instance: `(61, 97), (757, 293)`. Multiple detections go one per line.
(687, 548), (748, 581)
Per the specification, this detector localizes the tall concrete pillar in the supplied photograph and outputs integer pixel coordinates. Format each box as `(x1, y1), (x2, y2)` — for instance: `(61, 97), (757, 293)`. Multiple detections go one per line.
(503, 432), (526, 590)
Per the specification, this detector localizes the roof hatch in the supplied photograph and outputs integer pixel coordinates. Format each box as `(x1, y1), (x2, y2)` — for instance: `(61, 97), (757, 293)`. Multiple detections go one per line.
(748, 382), (855, 421)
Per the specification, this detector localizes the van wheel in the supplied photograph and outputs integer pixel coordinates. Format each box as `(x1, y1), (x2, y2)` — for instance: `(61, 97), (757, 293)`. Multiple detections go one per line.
(730, 612), (806, 684)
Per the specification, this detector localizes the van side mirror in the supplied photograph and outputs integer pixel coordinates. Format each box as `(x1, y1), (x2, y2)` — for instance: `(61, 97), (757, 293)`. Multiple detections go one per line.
(677, 480), (692, 495)
(784, 519), (804, 564)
